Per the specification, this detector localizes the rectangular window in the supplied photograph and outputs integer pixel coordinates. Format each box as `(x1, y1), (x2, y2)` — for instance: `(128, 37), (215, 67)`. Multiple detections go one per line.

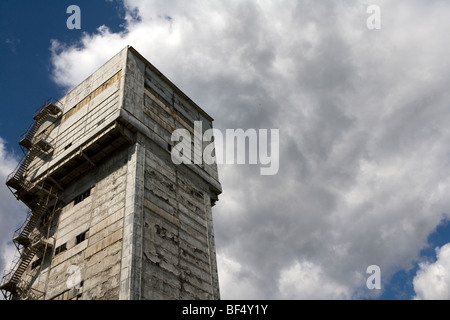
(76, 231), (87, 245)
(55, 243), (67, 256)
(73, 188), (91, 205)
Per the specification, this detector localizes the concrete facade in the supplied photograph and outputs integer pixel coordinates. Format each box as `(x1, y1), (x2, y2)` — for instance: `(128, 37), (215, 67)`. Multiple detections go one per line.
(1, 46), (222, 300)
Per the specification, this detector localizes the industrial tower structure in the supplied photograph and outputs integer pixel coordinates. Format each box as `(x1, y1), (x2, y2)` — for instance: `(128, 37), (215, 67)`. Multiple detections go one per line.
(1, 46), (222, 300)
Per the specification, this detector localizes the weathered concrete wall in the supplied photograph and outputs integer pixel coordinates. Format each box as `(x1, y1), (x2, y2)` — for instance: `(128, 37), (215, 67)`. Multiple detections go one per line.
(26, 46), (128, 183)
(26, 146), (130, 300)
(118, 135), (220, 300)
(27, 138), (220, 300)
(139, 136), (220, 299)
(119, 48), (221, 299)
(119, 140), (145, 300)
(121, 48), (221, 193)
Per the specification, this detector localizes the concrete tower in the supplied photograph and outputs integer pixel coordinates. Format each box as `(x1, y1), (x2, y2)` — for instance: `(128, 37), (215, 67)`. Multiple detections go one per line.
(1, 46), (222, 300)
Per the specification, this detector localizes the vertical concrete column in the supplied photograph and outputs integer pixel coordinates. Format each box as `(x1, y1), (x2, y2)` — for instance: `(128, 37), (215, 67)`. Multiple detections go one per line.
(204, 193), (221, 300)
(119, 137), (145, 300)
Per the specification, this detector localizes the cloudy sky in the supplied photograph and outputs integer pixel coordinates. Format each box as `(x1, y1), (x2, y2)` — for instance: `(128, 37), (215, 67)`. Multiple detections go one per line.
(1, 0), (450, 300)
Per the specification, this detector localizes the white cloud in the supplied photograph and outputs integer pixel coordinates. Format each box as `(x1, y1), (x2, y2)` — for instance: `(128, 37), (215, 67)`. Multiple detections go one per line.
(217, 254), (261, 300)
(413, 244), (450, 300)
(279, 260), (352, 300)
(50, 26), (127, 89)
(48, 0), (450, 299)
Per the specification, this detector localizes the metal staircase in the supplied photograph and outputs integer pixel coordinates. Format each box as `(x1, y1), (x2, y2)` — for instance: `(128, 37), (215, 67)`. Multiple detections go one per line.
(19, 98), (61, 151)
(1, 246), (39, 292)
(6, 98), (61, 196)
(13, 203), (49, 247)
(0, 194), (57, 300)
(6, 149), (39, 192)
(14, 279), (45, 300)
(1, 98), (62, 300)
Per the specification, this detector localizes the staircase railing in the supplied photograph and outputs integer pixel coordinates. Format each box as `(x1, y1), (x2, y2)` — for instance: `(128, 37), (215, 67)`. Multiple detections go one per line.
(6, 98), (61, 196)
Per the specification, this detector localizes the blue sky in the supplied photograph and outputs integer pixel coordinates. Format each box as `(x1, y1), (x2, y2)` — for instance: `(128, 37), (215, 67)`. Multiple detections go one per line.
(380, 220), (450, 299)
(1, 0), (450, 300)
(0, 0), (126, 150)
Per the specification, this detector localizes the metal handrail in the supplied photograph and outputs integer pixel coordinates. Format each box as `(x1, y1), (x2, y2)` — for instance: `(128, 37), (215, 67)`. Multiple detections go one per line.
(33, 97), (60, 119)
(0, 250), (21, 285)
(18, 97), (61, 147)
(5, 153), (27, 183)
(12, 210), (32, 241)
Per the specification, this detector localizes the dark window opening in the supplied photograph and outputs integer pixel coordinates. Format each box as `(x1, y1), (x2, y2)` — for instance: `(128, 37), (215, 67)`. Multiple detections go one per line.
(76, 231), (87, 245)
(64, 143), (72, 150)
(55, 243), (67, 256)
(74, 188), (91, 205)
